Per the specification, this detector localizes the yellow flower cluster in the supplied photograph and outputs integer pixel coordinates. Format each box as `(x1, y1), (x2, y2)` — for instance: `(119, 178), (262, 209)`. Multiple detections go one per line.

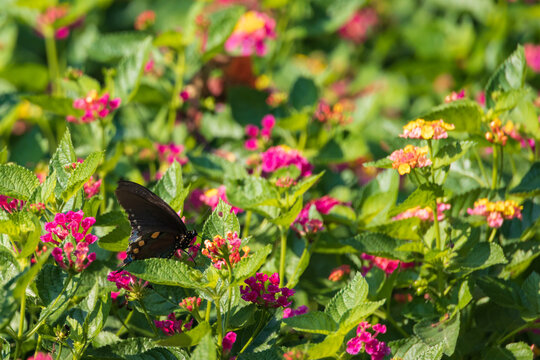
(400, 118), (455, 140)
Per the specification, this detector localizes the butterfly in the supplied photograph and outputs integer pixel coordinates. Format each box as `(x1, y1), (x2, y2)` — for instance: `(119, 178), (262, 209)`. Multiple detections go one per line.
(115, 180), (197, 266)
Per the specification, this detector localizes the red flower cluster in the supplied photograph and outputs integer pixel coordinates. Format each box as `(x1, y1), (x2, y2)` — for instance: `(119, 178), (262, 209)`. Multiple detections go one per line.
(314, 100), (352, 125)
(338, 8), (378, 44)
(202, 231), (249, 270)
(240, 273), (294, 308)
(283, 305), (308, 319)
(134, 10), (156, 31)
(361, 254), (415, 275)
(346, 322), (391, 360)
(154, 313), (193, 336)
(261, 145), (313, 177)
(328, 265), (351, 282)
(66, 90), (120, 124)
(245, 114), (276, 150)
(293, 196), (342, 235)
(179, 297), (202, 312)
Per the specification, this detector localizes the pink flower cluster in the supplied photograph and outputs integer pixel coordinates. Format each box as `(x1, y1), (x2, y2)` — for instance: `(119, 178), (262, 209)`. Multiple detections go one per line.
(245, 114), (276, 151)
(107, 270), (137, 291)
(0, 195), (25, 213)
(389, 145), (432, 175)
(134, 10), (156, 31)
(154, 313), (193, 336)
(346, 322), (391, 360)
(445, 89), (466, 103)
(240, 273), (294, 308)
(156, 143), (188, 166)
(399, 119), (455, 140)
(283, 305), (308, 319)
(35, 6), (76, 39)
(293, 196), (342, 235)
(66, 90), (121, 123)
(27, 352), (53, 360)
(42, 211), (98, 272)
(225, 11), (276, 56)
(223, 331), (237, 354)
(202, 231), (250, 270)
(261, 145), (313, 178)
(361, 254), (415, 275)
(467, 198), (523, 228)
(283, 349), (308, 360)
(338, 8), (378, 44)
(193, 186), (242, 214)
(180, 297), (202, 312)
(393, 203), (451, 222)
(314, 100), (352, 125)
(328, 265), (351, 282)
(525, 43), (540, 72)
(83, 176), (102, 199)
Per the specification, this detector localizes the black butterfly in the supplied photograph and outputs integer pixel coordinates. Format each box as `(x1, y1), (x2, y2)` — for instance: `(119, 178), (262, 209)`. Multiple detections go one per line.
(115, 180), (197, 266)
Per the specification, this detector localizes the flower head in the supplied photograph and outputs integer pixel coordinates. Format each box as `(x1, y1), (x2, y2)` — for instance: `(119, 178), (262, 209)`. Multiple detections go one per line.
(156, 143), (188, 166)
(283, 349), (308, 360)
(200, 186), (242, 214)
(52, 241), (96, 272)
(154, 313), (193, 336)
(444, 89), (466, 103)
(135, 10), (156, 30)
(83, 176), (101, 199)
(283, 305), (308, 319)
(361, 254), (415, 275)
(180, 297), (202, 312)
(393, 203), (451, 222)
(389, 145), (432, 175)
(222, 331), (237, 353)
(525, 43), (540, 72)
(467, 198), (522, 228)
(400, 119), (455, 140)
(314, 100), (353, 125)
(35, 5), (78, 39)
(244, 114), (276, 151)
(107, 270), (149, 301)
(293, 196), (342, 236)
(328, 265), (351, 282)
(346, 322), (391, 360)
(40, 210), (97, 245)
(261, 145), (312, 177)
(240, 273), (294, 308)
(0, 195), (25, 213)
(201, 231), (249, 270)
(225, 11), (276, 56)
(338, 8), (378, 44)
(66, 90), (121, 124)
(27, 352), (53, 360)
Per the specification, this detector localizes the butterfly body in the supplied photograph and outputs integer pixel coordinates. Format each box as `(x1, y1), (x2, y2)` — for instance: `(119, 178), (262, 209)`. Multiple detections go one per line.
(115, 180), (197, 266)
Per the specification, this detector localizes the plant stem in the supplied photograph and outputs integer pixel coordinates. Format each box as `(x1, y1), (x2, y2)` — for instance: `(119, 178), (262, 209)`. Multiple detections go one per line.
(138, 301), (158, 337)
(44, 34), (60, 96)
(224, 261), (234, 333)
(34, 335), (42, 356)
(14, 291), (27, 359)
(243, 211), (252, 238)
(433, 200), (442, 250)
(279, 226), (287, 287)
(491, 145), (498, 189)
(215, 300), (223, 347)
(115, 309), (134, 337)
(239, 311), (266, 354)
(497, 320), (540, 345)
(205, 300), (212, 322)
(167, 47), (185, 135)
(473, 148), (489, 186)
(487, 228), (497, 243)
(55, 343), (63, 360)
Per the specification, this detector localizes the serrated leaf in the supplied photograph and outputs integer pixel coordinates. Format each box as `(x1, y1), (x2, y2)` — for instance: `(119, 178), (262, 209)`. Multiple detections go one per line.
(363, 157), (393, 169)
(288, 171), (324, 205)
(152, 161), (188, 213)
(191, 332), (216, 360)
(510, 162), (540, 196)
(419, 100), (483, 133)
(485, 45), (526, 109)
(24, 95), (83, 117)
(237, 348), (284, 360)
(50, 129), (76, 190)
(114, 36), (152, 104)
(158, 321), (211, 347)
(201, 200), (240, 241)
(339, 299), (386, 334)
(62, 151), (102, 201)
(225, 176), (281, 209)
(433, 140), (475, 169)
(88, 32), (149, 63)
(234, 245), (272, 284)
(521, 272), (540, 318)
(476, 276), (527, 311)
(0, 211), (35, 236)
(126, 258), (204, 288)
(36, 264), (68, 304)
(0, 336), (10, 359)
(324, 273), (368, 322)
(282, 311), (337, 335)
(270, 197), (302, 227)
(390, 184), (442, 217)
(414, 313), (460, 356)
(484, 342), (534, 360)
(391, 337), (444, 360)
(340, 232), (415, 261)
(306, 333), (344, 360)
(0, 163), (39, 200)
(450, 243), (507, 271)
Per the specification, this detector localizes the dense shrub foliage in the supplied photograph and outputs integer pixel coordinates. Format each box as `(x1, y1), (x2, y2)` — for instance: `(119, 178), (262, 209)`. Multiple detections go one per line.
(0, 0), (539, 359)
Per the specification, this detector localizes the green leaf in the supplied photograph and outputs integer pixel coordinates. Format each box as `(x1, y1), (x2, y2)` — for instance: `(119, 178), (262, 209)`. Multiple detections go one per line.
(24, 95), (83, 117)
(191, 332), (217, 360)
(88, 32), (149, 63)
(270, 197), (302, 227)
(510, 162), (540, 196)
(36, 265), (68, 305)
(288, 171), (324, 206)
(289, 77), (319, 111)
(152, 161), (188, 213)
(485, 45), (526, 109)
(114, 36), (152, 104)
(339, 299), (386, 334)
(62, 151), (102, 202)
(158, 321), (211, 347)
(340, 232), (415, 262)
(450, 243), (507, 271)
(0, 163), (39, 200)
(306, 333), (344, 360)
(234, 245), (272, 284)
(433, 140), (475, 169)
(391, 337), (444, 360)
(324, 273), (368, 323)
(126, 258), (204, 288)
(14, 244), (50, 299)
(0, 336), (10, 359)
(0, 246), (19, 286)
(363, 157), (393, 169)
(476, 276), (528, 311)
(50, 128), (76, 190)
(0, 211), (36, 236)
(190, 153), (248, 180)
(225, 177), (280, 209)
(390, 184), (442, 217)
(228, 86), (271, 126)
(521, 272), (540, 319)
(418, 100), (483, 133)
(201, 200), (240, 240)
(414, 313), (460, 356)
(27, 171), (56, 205)
(204, 6), (244, 58)
(484, 342), (534, 360)
(83, 285), (111, 341)
(282, 311), (337, 335)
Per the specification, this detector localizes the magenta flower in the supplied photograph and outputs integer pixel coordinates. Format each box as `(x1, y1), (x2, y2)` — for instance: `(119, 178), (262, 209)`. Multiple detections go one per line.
(244, 114), (276, 151)
(225, 11), (276, 57)
(83, 176), (101, 199)
(346, 322), (391, 360)
(156, 143), (188, 166)
(283, 305), (308, 319)
(66, 90), (121, 123)
(40, 210), (97, 245)
(52, 241), (96, 272)
(0, 195), (25, 213)
(35, 5), (80, 40)
(525, 43), (540, 72)
(240, 273), (294, 308)
(199, 186), (242, 214)
(107, 270), (149, 301)
(27, 352), (53, 360)
(361, 254), (415, 275)
(292, 196), (342, 235)
(261, 114), (275, 131)
(338, 8), (378, 44)
(154, 313), (193, 336)
(261, 145), (312, 177)
(223, 331), (237, 353)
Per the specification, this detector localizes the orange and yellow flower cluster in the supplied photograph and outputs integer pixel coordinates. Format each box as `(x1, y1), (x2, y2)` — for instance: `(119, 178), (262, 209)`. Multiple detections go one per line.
(400, 118), (455, 140)
(467, 198), (523, 228)
(389, 145), (431, 175)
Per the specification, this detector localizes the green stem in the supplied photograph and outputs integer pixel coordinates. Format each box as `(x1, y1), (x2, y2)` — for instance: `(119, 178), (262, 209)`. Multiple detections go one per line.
(44, 34), (61, 96)
(499, 144), (504, 186)
(215, 301), (223, 347)
(279, 226), (287, 287)
(242, 211), (252, 238)
(491, 145), (498, 189)
(167, 47), (185, 135)
(34, 335), (42, 356)
(55, 343), (63, 360)
(14, 291), (27, 359)
(433, 200), (442, 250)
(497, 320), (540, 345)
(224, 261), (234, 333)
(26, 274), (72, 338)
(205, 300), (212, 322)
(286, 243), (310, 288)
(487, 228), (497, 243)
(138, 301), (158, 337)
(115, 309), (134, 337)
(473, 148), (489, 186)
(239, 311), (266, 354)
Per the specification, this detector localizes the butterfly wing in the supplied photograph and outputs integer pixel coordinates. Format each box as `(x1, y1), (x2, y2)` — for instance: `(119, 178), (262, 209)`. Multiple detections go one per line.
(115, 180), (187, 237)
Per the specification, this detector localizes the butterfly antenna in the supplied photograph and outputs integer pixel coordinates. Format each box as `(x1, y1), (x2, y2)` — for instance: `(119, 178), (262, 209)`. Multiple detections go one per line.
(179, 248), (197, 266)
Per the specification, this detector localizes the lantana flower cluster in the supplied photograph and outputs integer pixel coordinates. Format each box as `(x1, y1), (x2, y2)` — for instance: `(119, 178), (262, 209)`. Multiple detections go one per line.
(485, 118), (534, 148)
(202, 231), (250, 270)
(83, 176), (102, 199)
(444, 89), (465, 103)
(0, 195), (45, 214)
(66, 90), (121, 123)
(225, 11), (276, 57)
(525, 43), (540, 72)
(41, 211), (98, 272)
(400, 118), (455, 140)
(222, 331), (237, 356)
(35, 5), (76, 39)
(361, 254), (415, 275)
(393, 203), (451, 222)
(193, 186), (242, 214)
(293, 196), (342, 235)
(245, 114), (276, 151)
(389, 145), (431, 175)
(156, 143), (188, 166)
(134, 10), (156, 30)
(467, 198), (523, 228)
(314, 100), (352, 125)
(261, 145), (313, 178)
(283, 305), (308, 319)
(107, 270), (149, 301)
(154, 313), (193, 336)
(346, 322), (391, 360)
(180, 297), (202, 312)
(240, 273), (294, 308)
(338, 8), (378, 44)
(328, 264), (351, 282)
